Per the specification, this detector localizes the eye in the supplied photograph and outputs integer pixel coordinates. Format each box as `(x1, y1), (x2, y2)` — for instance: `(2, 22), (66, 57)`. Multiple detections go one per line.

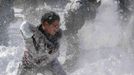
(54, 24), (58, 28)
(53, 24), (59, 27)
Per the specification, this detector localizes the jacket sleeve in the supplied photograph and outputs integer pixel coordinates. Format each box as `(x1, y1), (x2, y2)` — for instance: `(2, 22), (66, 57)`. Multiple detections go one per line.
(20, 21), (41, 66)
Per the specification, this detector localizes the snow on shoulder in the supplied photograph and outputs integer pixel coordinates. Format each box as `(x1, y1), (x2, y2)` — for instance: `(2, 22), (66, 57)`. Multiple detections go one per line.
(20, 21), (36, 39)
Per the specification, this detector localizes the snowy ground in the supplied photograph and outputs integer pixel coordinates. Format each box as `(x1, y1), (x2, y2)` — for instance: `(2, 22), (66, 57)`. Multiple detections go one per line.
(0, 0), (134, 75)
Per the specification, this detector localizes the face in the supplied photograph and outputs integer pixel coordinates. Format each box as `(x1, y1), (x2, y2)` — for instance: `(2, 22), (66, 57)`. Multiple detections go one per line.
(42, 20), (60, 35)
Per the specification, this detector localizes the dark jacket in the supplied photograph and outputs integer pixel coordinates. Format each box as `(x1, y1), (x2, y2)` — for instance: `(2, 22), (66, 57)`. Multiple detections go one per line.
(20, 22), (62, 69)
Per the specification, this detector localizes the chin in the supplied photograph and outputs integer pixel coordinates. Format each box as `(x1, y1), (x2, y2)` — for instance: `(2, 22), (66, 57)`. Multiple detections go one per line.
(51, 32), (56, 36)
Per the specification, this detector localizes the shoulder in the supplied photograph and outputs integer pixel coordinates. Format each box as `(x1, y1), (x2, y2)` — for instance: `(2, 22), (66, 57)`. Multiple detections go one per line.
(20, 21), (37, 39)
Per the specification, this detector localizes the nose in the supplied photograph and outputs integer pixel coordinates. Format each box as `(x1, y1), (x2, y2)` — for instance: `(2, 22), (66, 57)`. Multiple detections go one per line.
(55, 27), (59, 33)
(55, 24), (59, 30)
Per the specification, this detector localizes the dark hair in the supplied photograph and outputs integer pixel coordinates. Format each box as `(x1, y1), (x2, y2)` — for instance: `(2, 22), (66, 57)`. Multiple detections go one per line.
(41, 11), (60, 25)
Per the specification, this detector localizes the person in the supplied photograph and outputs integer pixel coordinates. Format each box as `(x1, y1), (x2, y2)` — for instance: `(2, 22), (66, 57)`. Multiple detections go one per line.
(117, 0), (134, 22)
(64, 0), (101, 35)
(17, 11), (66, 75)
(63, 0), (101, 72)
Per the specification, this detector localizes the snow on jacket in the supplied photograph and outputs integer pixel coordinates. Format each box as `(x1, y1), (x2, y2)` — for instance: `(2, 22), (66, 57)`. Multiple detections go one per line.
(20, 22), (62, 69)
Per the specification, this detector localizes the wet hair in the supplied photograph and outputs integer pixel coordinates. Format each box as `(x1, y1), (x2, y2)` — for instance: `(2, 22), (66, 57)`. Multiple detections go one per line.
(41, 11), (60, 25)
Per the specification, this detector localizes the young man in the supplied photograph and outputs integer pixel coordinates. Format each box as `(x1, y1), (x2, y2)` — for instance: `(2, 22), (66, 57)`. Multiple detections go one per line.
(17, 11), (66, 75)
